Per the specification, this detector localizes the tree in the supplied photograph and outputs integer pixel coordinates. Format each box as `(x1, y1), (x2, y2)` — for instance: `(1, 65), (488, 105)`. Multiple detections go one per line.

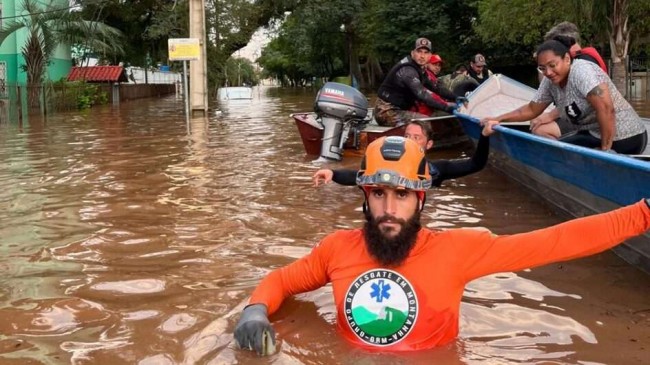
(222, 57), (259, 86)
(571, 0), (650, 95)
(359, 0), (459, 88)
(76, 0), (183, 67)
(257, 0), (485, 90)
(474, 0), (650, 94)
(0, 0), (123, 106)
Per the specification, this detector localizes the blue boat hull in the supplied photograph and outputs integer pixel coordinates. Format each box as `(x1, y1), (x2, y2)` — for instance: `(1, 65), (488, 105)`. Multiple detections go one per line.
(456, 115), (650, 274)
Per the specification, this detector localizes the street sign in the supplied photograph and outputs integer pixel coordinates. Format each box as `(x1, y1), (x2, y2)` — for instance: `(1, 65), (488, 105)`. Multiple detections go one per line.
(168, 38), (201, 61)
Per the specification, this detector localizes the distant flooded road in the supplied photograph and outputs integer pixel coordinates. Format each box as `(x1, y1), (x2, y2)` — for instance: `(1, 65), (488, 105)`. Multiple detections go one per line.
(0, 87), (648, 364)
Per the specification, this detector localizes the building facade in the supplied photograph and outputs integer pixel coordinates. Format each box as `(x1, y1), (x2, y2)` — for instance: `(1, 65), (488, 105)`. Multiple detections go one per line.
(0, 0), (71, 85)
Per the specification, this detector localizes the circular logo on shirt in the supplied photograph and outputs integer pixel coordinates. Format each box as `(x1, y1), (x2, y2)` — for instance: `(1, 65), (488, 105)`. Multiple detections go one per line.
(344, 269), (418, 346)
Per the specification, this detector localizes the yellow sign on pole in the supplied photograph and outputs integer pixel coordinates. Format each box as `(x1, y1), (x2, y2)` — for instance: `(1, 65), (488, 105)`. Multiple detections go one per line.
(168, 38), (201, 61)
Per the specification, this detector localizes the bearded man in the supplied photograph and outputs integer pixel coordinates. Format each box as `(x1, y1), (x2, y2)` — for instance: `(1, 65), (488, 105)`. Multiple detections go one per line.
(233, 136), (650, 355)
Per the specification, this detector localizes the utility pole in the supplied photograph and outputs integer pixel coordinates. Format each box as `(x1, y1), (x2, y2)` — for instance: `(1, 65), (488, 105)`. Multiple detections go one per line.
(189, 0), (208, 116)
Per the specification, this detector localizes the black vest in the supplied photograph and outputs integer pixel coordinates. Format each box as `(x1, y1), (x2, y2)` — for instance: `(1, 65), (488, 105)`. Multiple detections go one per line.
(377, 56), (425, 110)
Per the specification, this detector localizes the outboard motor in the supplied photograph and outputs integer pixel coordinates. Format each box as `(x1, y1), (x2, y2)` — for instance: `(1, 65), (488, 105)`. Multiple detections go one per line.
(314, 82), (369, 161)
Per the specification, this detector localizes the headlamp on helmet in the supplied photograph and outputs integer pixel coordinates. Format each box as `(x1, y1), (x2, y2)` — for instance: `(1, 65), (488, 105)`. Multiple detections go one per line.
(356, 136), (431, 191)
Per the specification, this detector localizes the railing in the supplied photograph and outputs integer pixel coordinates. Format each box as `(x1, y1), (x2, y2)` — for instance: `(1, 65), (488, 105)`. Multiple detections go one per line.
(0, 82), (177, 123)
(627, 56), (649, 100)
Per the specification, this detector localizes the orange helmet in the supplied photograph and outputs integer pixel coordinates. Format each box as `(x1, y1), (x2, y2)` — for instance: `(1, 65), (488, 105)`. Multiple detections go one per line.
(356, 136), (431, 191)
(428, 54), (443, 64)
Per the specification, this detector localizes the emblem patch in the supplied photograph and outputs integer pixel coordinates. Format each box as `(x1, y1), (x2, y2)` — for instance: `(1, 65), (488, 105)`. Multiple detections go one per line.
(565, 101), (582, 121)
(344, 269), (418, 346)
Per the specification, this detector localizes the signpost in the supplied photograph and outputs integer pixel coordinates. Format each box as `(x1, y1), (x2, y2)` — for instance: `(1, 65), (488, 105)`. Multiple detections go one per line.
(168, 38), (200, 129)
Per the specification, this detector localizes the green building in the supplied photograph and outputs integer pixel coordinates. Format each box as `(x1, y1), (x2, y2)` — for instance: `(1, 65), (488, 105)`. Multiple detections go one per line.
(0, 0), (71, 85)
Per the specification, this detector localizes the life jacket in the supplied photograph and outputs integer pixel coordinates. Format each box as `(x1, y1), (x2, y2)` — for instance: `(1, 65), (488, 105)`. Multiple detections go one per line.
(575, 47), (608, 74)
(413, 69), (447, 115)
(377, 56), (426, 110)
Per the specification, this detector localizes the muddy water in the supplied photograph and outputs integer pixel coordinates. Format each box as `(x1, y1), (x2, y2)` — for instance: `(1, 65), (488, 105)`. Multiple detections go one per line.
(0, 88), (648, 365)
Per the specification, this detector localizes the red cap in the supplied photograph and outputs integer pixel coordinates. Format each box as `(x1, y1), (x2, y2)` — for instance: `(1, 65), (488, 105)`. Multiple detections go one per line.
(428, 54), (443, 64)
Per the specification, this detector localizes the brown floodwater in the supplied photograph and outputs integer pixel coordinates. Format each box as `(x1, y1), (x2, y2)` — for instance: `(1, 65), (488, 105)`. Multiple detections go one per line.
(0, 87), (648, 365)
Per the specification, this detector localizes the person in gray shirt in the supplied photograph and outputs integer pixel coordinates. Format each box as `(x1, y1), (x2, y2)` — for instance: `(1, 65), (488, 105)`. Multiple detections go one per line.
(482, 39), (647, 154)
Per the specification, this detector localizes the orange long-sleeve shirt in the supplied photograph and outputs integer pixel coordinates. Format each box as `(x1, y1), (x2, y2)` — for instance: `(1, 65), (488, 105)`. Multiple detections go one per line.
(250, 200), (650, 351)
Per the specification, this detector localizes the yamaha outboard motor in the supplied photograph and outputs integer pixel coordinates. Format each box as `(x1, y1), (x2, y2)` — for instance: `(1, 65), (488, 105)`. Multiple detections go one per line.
(314, 82), (368, 161)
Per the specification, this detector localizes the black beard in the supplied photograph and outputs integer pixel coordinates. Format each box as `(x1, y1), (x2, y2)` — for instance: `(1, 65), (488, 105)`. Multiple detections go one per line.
(363, 210), (422, 267)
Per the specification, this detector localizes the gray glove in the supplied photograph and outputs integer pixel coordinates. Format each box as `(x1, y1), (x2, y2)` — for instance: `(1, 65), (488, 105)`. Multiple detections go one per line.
(234, 304), (276, 355)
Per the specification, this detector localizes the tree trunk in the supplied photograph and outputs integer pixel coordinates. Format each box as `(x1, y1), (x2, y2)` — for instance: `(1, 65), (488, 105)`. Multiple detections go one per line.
(369, 57), (384, 90)
(607, 0), (630, 96)
(23, 32), (46, 109)
(350, 44), (365, 89)
(610, 60), (627, 97)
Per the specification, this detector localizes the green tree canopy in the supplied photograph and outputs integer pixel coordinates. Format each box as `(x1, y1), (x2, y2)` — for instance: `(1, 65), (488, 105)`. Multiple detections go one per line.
(222, 57), (259, 86)
(474, 0), (650, 93)
(0, 0), (123, 106)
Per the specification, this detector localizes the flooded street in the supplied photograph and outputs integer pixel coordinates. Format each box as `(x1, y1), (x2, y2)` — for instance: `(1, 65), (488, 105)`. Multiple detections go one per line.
(0, 87), (648, 365)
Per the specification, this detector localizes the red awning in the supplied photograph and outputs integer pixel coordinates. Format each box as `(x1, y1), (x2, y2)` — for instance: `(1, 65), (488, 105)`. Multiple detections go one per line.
(67, 66), (128, 83)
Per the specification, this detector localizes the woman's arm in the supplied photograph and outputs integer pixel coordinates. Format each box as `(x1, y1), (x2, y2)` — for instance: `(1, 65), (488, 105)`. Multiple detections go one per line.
(530, 108), (560, 131)
(585, 82), (616, 150)
(487, 101), (549, 123)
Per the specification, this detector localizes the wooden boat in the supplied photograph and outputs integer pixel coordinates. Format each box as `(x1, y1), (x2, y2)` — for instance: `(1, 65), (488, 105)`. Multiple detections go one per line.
(455, 74), (650, 274)
(291, 112), (467, 157)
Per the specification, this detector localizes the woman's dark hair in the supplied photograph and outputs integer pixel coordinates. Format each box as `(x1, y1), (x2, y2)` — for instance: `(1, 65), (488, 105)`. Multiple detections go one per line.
(536, 39), (570, 59)
(552, 35), (576, 48)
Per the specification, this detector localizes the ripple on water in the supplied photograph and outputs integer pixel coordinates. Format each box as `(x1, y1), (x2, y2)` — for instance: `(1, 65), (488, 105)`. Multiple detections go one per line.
(0, 298), (110, 336)
(90, 279), (166, 295)
(159, 313), (198, 334)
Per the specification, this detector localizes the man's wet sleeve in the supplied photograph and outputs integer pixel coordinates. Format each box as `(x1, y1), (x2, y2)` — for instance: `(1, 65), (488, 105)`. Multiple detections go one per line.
(332, 169), (358, 186)
(460, 200), (650, 281)
(431, 135), (489, 183)
(249, 238), (332, 314)
(430, 82), (457, 101)
(398, 67), (451, 112)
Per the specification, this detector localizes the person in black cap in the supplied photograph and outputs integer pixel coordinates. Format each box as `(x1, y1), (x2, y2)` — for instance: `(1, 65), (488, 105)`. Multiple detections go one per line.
(468, 53), (493, 85)
(374, 37), (463, 127)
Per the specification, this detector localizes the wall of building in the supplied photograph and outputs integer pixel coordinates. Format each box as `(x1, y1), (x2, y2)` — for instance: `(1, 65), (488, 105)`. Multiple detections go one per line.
(0, 0), (71, 84)
(126, 67), (182, 85)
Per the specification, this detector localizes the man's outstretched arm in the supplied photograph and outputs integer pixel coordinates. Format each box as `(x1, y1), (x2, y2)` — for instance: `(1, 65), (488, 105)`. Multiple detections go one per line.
(313, 169), (357, 186)
(458, 199), (650, 281)
(430, 134), (489, 185)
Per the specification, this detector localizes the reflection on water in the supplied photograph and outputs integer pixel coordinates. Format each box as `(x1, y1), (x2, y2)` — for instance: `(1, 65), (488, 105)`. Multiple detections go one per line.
(0, 87), (648, 364)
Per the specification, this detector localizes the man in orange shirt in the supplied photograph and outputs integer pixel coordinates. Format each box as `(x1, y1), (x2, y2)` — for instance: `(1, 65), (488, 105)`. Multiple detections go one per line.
(234, 136), (650, 355)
